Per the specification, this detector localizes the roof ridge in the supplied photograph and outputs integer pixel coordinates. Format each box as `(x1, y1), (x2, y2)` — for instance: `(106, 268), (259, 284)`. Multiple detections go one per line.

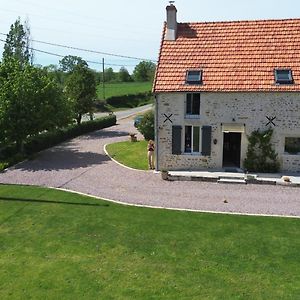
(178, 18), (300, 25)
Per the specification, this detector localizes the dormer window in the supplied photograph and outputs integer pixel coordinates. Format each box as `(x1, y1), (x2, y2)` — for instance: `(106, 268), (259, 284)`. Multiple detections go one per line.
(275, 69), (294, 84)
(186, 70), (202, 84)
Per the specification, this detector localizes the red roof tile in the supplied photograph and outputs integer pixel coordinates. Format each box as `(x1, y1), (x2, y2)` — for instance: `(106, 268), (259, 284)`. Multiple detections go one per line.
(153, 19), (300, 92)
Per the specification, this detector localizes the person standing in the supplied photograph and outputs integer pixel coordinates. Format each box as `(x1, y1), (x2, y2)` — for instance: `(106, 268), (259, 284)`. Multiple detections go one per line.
(147, 140), (155, 170)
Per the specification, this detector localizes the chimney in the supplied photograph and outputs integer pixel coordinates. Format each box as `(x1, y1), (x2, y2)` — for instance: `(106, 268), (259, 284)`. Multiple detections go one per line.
(165, 3), (177, 41)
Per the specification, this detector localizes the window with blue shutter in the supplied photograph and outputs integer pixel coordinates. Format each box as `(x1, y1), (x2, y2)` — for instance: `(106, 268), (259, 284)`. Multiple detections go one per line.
(172, 125), (182, 155)
(202, 126), (212, 156)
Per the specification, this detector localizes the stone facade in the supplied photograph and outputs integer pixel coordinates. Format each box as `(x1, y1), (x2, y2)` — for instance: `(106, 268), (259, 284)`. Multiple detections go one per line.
(155, 92), (300, 172)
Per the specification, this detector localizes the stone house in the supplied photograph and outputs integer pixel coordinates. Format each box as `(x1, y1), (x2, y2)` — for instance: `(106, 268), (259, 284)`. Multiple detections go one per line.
(152, 4), (300, 172)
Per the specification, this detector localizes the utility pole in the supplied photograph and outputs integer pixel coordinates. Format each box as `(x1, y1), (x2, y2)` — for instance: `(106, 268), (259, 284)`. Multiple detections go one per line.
(102, 57), (105, 100)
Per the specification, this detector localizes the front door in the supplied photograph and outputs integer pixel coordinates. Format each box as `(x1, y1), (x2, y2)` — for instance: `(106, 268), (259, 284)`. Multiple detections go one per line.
(222, 132), (241, 168)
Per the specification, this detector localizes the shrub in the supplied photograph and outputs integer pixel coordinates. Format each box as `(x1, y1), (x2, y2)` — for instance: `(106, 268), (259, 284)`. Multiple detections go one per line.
(24, 115), (116, 155)
(0, 115), (116, 165)
(244, 129), (280, 173)
(136, 110), (154, 141)
(0, 162), (9, 171)
(0, 153), (26, 172)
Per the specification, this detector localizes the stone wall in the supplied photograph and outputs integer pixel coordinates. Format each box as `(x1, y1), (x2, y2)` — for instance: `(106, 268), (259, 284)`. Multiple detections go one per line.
(155, 92), (300, 172)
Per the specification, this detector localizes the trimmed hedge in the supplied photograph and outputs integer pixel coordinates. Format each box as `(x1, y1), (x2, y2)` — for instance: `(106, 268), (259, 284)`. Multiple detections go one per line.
(24, 114), (116, 155)
(0, 114), (116, 166)
(106, 92), (153, 108)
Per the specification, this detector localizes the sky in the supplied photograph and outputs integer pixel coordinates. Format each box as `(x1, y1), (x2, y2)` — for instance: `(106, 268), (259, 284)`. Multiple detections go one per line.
(1, 0), (300, 72)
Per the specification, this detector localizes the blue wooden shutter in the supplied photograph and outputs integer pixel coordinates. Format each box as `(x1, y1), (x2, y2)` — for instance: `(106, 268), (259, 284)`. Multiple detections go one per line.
(202, 126), (212, 156)
(172, 126), (182, 155)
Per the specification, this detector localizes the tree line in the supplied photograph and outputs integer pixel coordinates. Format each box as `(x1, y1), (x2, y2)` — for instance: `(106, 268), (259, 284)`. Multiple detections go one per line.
(46, 56), (156, 85)
(0, 18), (156, 152)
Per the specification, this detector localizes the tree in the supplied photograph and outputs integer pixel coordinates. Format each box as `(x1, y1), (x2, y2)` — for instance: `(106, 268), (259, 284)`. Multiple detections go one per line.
(136, 110), (154, 140)
(44, 64), (66, 86)
(103, 67), (116, 82)
(244, 129), (280, 172)
(64, 64), (97, 124)
(118, 66), (132, 82)
(2, 18), (33, 66)
(59, 55), (88, 73)
(0, 59), (71, 151)
(133, 61), (156, 82)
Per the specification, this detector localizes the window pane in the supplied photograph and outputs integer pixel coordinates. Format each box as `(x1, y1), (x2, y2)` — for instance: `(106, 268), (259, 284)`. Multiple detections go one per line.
(185, 126), (192, 153)
(193, 127), (200, 152)
(186, 70), (202, 84)
(186, 94), (192, 114)
(285, 137), (300, 154)
(192, 94), (200, 115)
(275, 69), (293, 83)
(187, 71), (200, 81)
(277, 70), (290, 80)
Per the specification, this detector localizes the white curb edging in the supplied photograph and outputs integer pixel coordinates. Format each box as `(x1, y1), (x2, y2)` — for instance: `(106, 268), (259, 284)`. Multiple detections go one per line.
(53, 187), (300, 219)
(103, 143), (150, 172)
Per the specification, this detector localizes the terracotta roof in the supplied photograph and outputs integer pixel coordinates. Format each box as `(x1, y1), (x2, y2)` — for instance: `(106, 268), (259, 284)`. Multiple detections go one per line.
(153, 19), (300, 92)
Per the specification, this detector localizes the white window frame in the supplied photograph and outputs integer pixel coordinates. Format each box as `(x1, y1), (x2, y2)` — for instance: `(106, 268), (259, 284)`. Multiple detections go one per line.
(184, 125), (201, 154)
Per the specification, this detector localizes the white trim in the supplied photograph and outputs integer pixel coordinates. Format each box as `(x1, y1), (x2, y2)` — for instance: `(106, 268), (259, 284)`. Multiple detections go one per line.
(104, 143), (149, 172)
(52, 187), (300, 219)
(184, 125), (201, 154)
(185, 114), (201, 119)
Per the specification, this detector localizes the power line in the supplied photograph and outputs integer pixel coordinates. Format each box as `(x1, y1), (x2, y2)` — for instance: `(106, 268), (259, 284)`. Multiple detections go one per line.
(0, 32), (156, 62)
(0, 38), (138, 67)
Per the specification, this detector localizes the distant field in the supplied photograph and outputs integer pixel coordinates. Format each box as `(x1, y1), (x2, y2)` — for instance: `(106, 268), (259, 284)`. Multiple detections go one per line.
(97, 82), (152, 99)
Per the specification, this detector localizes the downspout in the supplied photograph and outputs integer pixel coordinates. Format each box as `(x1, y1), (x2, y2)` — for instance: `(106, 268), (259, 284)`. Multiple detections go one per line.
(154, 94), (159, 171)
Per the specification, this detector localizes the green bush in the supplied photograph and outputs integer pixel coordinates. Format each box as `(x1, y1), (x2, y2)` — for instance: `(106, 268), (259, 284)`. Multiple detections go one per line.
(0, 115), (116, 167)
(136, 110), (154, 141)
(24, 115), (116, 155)
(244, 129), (280, 173)
(0, 162), (9, 171)
(0, 153), (26, 172)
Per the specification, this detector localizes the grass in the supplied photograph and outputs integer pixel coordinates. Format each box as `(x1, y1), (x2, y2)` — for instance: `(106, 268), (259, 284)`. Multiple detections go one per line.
(106, 140), (149, 170)
(97, 82), (152, 99)
(0, 184), (300, 299)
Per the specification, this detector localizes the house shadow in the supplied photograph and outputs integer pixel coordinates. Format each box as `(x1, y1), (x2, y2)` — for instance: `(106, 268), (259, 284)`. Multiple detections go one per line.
(81, 129), (130, 140)
(0, 196), (109, 207)
(13, 146), (110, 172)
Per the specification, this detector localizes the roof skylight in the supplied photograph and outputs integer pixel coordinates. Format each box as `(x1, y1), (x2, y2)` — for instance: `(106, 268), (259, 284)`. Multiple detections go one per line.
(186, 70), (202, 84)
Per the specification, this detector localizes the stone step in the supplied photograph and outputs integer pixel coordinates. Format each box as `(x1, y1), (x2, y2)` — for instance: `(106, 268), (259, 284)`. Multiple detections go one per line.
(217, 178), (247, 184)
(219, 176), (245, 180)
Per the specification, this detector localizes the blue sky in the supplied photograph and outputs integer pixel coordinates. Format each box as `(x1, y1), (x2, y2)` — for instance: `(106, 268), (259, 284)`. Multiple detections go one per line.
(1, 0), (300, 72)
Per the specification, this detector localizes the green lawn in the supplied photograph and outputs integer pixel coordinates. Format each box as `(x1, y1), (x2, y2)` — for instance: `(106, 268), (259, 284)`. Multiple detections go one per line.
(106, 140), (149, 170)
(97, 82), (152, 99)
(0, 185), (300, 299)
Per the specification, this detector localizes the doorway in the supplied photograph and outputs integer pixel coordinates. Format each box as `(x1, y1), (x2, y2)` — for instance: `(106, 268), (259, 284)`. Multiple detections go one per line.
(222, 132), (241, 168)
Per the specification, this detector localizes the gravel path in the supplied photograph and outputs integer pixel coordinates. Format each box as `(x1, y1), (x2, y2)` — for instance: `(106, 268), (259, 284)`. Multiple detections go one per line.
(1, 118), (300, 217)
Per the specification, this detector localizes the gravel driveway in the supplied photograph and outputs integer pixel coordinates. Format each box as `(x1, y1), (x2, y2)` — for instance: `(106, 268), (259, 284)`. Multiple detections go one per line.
(1, 117), (300, 218)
